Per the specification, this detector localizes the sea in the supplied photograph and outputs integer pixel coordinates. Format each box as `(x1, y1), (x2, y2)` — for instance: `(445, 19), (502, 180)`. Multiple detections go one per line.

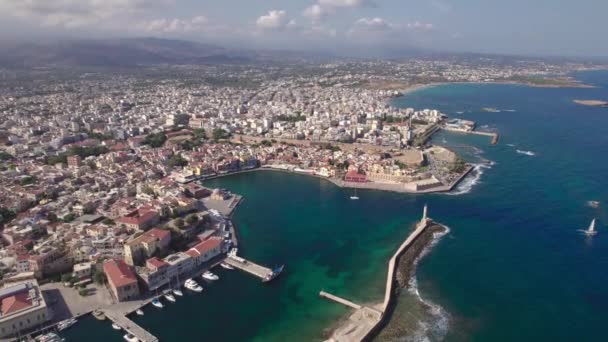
(62, 70), (608, 341)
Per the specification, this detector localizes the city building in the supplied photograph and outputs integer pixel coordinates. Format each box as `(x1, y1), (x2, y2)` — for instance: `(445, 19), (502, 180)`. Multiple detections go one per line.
(124, 228), (171, 266)
(103, 259), (140, 302)
(0, 281), (50, 338)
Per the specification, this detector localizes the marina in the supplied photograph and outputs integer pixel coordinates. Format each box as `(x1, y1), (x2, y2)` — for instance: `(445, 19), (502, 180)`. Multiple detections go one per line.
(103, 310), (159, 342)
(223, 256), (279, 282)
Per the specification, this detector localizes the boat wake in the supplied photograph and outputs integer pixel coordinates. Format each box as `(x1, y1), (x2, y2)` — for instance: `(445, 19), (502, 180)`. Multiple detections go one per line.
(446, 162), (492, 196)
(405, 226), (451, 342)
(516, 149), (536, 156)
(506, 143), (516, 147)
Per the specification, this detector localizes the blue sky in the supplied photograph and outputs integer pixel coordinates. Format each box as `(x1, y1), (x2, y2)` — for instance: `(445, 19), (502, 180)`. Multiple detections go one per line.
(1, 0), (606, 57)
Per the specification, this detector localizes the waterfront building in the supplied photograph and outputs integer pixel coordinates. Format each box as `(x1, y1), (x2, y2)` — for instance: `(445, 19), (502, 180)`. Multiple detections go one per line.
(103, 259), (140, 302)
(123, 228), (171, 266)
(0, 280), (50, 338)
(185, 237), (223, 267)
(344, 170), (367, 183)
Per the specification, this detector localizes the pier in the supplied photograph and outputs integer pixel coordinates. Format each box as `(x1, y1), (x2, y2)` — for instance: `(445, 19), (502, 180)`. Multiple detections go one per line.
(103, 310), (158, 342)
(321, 206), (434, 342)
(441, 127), (500, 145)
(224, 256), (273, 281)
(319, 291), (362, 310)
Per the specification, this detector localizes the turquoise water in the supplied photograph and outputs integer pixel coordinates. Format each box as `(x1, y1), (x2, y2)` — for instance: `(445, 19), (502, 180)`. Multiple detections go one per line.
(62, 70), (608, 341)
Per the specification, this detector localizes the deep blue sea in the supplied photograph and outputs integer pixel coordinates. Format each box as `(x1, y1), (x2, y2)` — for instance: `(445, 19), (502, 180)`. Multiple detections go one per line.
(62, 70), (608, 341)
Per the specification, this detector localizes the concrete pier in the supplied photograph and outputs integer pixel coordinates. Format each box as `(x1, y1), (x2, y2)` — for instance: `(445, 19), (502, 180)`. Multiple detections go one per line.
(103, 310), (158, 342)
(319, 291), (362, 310)
(322, 206), (434, 342)
(224, 256), (273, 281)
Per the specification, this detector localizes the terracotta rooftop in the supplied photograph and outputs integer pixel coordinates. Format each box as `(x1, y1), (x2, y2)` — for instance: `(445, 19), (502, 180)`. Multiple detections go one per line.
(103, 259), (138, 288)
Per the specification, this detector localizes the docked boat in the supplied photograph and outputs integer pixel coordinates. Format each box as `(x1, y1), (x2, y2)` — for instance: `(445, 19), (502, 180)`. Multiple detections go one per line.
(172, 288), (184, 296)
(112, 323), (122, 330)
(164, 293), (176, 302)
(350, 189), (359, 200)
(92, 309), (106, 320)
(220, 263), (234, 270)
(37, 332), (65, 342)
(123, 333), (140, 342)
(202, 271), (219, 281)
(56, 318), (77, 331)
(135, 309), (144, 316)
(263, 265), (285, 283)
(184, 279), (203, 292)
(151, 298), (164, 308)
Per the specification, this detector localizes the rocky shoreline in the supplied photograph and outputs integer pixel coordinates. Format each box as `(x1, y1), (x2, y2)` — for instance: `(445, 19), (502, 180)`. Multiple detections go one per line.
(374, 224), (448, 341)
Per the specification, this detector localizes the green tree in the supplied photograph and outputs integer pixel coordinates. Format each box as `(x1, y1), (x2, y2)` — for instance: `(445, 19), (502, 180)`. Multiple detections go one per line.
(186, 214), (198, 225)
(142, 132), (167, 148)
(93, 270), (107, 285)
(212, 128), (231, 141)
(167, 154), (188, 168)
(175, 218), (185, 229)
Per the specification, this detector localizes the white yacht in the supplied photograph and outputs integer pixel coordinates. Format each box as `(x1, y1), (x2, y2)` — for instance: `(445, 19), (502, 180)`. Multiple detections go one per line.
(135, 309), (144, 316)
(220, 263), (234, 270)
(184, 279), (203, 292)
(112, 323), (122, 330)
(202, 271), (219, 281)
(56, 318), (77, 331)
(151, 298), (164, 308)
(123, 333), (140, 342)
(172, 288), (184, 296)
(163, 293), (176, 302)
(350, 189), (359, 200)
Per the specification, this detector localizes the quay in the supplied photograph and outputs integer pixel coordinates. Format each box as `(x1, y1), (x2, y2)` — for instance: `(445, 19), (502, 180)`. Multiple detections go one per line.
(322, 206), (434, 342)
(441, 127), (500, 145)
(319, 291), (362, 310)
(103, 309), (159, 342)
(224, 256), (273, 281)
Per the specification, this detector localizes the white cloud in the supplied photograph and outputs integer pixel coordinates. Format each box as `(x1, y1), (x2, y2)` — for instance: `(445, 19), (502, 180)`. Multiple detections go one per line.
(348, 17), (435, 44)
(141, 16), (208, 34)
(303, 0), (375, 21)
(256, 10), (290, 30)
(407, 21), (434, 32)
(1, 0), (172, 28)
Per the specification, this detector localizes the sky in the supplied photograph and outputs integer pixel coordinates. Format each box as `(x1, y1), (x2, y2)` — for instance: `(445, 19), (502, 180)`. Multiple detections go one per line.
(0, 0), (607, 57)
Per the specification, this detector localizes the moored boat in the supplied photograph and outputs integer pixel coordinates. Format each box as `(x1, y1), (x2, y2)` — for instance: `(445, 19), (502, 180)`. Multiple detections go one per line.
(172, 288), (184, 296)
(56, 318), (77, 331)
(263, 265), (285, 283)
(220, 263), (234, 270)
(112, 323), (122, 330)
(123, 333), (140, 342)
(202, 271), (219, 281)
(184, 279), (203, 292)
(135, 309), (144, 316)
(151, 298), (164, 308)
(164, 293), (176, 302)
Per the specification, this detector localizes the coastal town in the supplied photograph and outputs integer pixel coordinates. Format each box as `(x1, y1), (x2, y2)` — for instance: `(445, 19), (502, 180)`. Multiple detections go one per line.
(0, 56), (603, 341)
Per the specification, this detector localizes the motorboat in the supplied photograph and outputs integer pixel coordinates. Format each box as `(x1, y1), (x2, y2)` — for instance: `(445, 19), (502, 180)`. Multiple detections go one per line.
(263, 265), (285, 283)
(151, 298), (164, 308)
(202, 271), (219, 281)
(123, 333), (140, 342)
(184, 279), (203, 292)
(37, 332), (65, 342)
(172, 288), (184, 296)
(220, 263), (234, 270)
(164, 293), (176, 302)
(112, 323), (122, 330)
(135, 309), (144, 316)
(56, 318), (77, 331)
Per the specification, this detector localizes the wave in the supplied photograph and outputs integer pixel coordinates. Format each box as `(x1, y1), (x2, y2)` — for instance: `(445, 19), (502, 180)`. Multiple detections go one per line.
(503, 109), (516, 112)
(516, 149), (536, 156)
(405, 225), (451, 342)
(445, 162), (492, 196)
(506, 143), (516, 147)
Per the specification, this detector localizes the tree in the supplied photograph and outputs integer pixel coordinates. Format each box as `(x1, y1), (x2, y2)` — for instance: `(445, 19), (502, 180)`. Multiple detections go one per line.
(0, 207), (16, 225)
(78, 288), (89, 297)
(93, 270), (107, 285)
(61, 274), (73, 283)
(167, 154), (188, 168)
(102, 218), (115, 226)
(175, 218), (185, 229)
(63, 213), (76, 222)
(212, 128), (230, 141)
(19, 176), (37, 186)
(142, 132), (167, 148)
(186, 214), (198, 225)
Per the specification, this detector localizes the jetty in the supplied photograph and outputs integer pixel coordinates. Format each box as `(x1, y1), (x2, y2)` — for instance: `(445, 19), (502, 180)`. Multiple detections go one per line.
(103, 310), (158, 342)
(321, 205), (434, 342)
(224, 255), (274, 281)
(441, 127), (500, 145)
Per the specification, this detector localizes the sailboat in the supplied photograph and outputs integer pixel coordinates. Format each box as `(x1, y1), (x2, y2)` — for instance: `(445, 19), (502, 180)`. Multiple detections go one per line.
(580, 218), (597, 236)
(350, 188), (359, 200)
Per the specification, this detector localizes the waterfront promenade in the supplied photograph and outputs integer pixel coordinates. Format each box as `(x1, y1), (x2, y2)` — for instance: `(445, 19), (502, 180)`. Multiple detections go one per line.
(322, 206), (434, 342)
(224, 255), (274, 281)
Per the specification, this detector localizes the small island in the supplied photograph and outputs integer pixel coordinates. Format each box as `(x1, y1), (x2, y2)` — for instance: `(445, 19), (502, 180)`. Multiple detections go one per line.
(574, 99), (608, 107)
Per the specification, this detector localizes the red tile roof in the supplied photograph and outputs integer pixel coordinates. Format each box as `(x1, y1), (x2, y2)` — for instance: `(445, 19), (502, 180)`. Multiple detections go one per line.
(188, 238), (222, 256)
(103, 259), (138, 288)
(1, 292), (32, 315)
(146, 257), (168, 270)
